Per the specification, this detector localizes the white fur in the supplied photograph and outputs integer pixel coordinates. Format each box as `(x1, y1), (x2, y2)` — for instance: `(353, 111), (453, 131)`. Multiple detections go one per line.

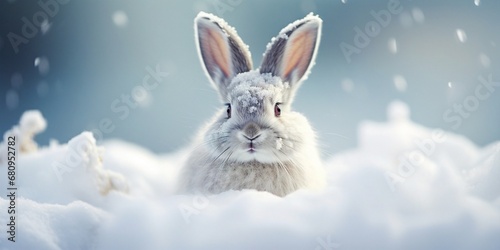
(178, 12), (325, 197)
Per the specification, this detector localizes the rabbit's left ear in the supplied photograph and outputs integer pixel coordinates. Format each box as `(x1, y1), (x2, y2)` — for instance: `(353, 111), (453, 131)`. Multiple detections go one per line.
(195, 12), (253, 101)
(260, 14), (322, 102)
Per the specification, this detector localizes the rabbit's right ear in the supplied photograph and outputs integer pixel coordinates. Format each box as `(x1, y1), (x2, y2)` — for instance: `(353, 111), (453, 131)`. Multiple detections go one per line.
(195, 12), (253, 101)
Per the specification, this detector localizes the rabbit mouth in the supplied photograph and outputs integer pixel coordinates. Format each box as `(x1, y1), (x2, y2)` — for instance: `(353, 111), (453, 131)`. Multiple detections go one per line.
(235, 142), (274, 162)
(247, 142), (256, 152)
(239, 148), (273, 163)
(233, 130), (279, 162)
(239, 129), (264, 154)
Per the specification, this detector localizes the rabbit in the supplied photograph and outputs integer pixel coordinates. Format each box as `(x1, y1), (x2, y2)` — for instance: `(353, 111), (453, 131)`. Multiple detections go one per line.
(178, 12), (326, 197)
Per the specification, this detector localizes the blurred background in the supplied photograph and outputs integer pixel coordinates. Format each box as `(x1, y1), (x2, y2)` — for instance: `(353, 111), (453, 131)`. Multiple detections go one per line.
(1, 0), (499, 155)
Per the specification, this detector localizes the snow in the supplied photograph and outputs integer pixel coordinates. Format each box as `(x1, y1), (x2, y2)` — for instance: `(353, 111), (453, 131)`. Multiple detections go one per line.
(40, 20), (51, 34)
(112, 11), (129, 28)
(341, 78), (354, 92)
(276, 137), (283, 150)
(263, 12), (320, 56)
(229, 70), (287, 113)
(388, 38), (398, 54)
(393, 75), (407, 92)
(479, 53), (491, 68)
(196, 11), (253, 61)
(456, 29), (467, 43)
(411, 8), (425, 24)
(1, 110), (46, 160)
(34, 56), (50, 75)
(1, 102), (500, 249)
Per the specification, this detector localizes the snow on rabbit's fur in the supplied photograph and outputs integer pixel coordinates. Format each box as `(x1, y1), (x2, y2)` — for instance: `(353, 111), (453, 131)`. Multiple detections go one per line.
(1, 101), (500, 249)
(178, 12), (325, 197)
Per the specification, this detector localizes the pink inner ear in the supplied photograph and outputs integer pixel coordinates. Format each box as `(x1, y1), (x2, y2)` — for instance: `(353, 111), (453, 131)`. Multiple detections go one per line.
(281, 29), (316, 80)
(201, 28), (232, 78)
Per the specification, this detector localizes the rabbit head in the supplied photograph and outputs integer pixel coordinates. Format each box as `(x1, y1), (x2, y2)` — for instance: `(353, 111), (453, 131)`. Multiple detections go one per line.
(195, 12), (322, 164)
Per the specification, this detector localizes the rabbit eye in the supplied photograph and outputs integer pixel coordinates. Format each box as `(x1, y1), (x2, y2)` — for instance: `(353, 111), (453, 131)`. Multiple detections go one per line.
(226, 104), (231, 119)
(274, 103), (281, 117)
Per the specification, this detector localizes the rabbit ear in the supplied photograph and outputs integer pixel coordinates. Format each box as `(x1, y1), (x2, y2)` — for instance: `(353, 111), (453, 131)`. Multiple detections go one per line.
(260, 14), (321, 102)
(195, 12), (253, 100)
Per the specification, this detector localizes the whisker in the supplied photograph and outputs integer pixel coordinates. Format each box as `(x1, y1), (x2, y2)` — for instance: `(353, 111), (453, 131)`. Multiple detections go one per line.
(272, 151), (292, 193)
(189, 135), (231, 153)
(320, 131), (351, 140)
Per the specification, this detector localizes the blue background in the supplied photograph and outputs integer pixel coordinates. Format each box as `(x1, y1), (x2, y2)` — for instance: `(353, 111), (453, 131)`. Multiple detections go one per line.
(1, 0), (499, 155)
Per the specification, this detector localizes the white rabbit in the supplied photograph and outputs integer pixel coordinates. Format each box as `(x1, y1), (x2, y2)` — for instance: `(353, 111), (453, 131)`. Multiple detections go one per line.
(178, 12), (326, 197)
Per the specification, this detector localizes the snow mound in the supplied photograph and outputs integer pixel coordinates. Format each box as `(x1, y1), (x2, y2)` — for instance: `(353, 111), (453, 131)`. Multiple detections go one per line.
(49, 132), (129, 203)
(1, 103), (499, 249)
(0, 199), (107, 249)
(1, 110), (46, 162)
(0, 116), (128, 206)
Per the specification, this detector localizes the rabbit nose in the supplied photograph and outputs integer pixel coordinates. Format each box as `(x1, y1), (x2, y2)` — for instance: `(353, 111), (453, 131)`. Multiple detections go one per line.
(243, 123), (260, 140)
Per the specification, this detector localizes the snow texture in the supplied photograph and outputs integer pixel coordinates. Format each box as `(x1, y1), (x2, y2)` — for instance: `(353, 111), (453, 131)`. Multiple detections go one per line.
(228, 70), (287, 114)
(276, 137), (283, 150)
(196, 11), (252, 66)
(263, 12), (320, 56)
(262, 12), (321, 84)
(1, 110), (46, 156)
(1, 102), (500, 250)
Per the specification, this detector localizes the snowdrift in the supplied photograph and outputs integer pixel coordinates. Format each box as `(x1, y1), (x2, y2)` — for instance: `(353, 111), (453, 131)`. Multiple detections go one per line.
(1, 101), (499, 250)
